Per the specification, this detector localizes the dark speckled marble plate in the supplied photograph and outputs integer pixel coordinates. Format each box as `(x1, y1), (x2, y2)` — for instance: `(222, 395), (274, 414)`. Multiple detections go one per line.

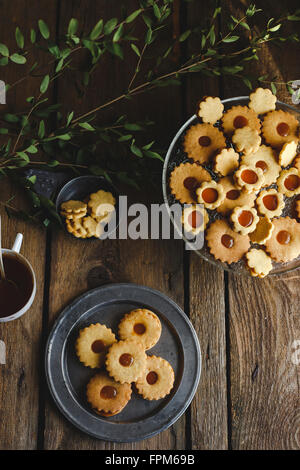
(45, 283), (201, 442)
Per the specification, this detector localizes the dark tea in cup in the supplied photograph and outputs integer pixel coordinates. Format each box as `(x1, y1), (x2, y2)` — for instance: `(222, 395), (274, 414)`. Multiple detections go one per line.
(0, 253), (34, 318)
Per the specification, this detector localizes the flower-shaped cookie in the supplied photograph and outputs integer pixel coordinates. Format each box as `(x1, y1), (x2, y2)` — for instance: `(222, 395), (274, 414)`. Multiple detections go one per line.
(256, 188), (284, 218)
(230, 205), (259, 235)
(213, 147), (240, 176)
(232, 126), (261, 155)
(221, 105), (261, 135)
(278, 140), (298, 167)
(249, 216), (274, 245)
(206, 219), (250, 264)
(277, 168), (300, 197)
(181, 204), (209, 235)
(241, 145), (281, 187)
(234, 164), (265, 193)
(265, 217), (300, 262)
(217, 176), (256, 215)
(245, 249), (273, 278)
(183, 123), (226, 164)
(197, 96), (224, 124)
(248, 88), (276, 115)
(262, 110), (299, 148)
(169, 162), (211, 204)
(196, 180), (225, 210)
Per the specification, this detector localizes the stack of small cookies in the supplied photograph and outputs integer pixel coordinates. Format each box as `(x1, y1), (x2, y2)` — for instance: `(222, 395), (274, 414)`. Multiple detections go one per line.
(60, 189), (116, 239)
(169, 87), (300, 277)
(76, 309), (175, 417)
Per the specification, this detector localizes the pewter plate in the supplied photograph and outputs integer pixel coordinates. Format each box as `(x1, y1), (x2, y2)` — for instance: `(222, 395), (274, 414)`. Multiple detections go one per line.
(45, 283), (201, 442)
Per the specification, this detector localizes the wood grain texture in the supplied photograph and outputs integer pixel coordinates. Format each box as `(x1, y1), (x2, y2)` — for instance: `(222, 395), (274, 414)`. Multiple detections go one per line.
(0, 1), (58, 449)
(185, 1), (228, 451)
(43, 0), (186, 450)
(222, 0), (300, 450)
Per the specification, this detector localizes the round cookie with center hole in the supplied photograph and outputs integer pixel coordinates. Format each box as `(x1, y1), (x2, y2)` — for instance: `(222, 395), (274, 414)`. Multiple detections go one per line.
(106, 339), (147, 384)
(135, 355), (175, 401)
(118, 309), (162, 350)
(86, 372), (132, 413)
(76, 323), (117, 368)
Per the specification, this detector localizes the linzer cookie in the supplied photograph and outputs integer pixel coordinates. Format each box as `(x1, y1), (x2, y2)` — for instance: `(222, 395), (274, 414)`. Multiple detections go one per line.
(278, 140), (298, 167)
(277, 168), (300, 197)
(86, 372), (132, 414)
(262, 110), (299, 148)
(222, 105), (261, 135)
(245, 249), (273, 278)
(181, 205), (209, 235)
(256, 189), (284, 218)
(196, 96), (224, 124)
(217, 176), (256, 215)
(135, 355), (175, 401)
(232, 126), (261, 155)
(65, 218), (88, 239)
(265, 217), (300, 262)
(241, 145), (280, 187)
(196, 180), (225, 210)
(88, 190), (116, 218)
(106, 339), (147, 384)
(249, 216), (274, 245)
(230, 206), (259, 235)
(61, 200), (87, 215)
(206, 219), (250, 264)
(183, 123), (226, 164)
(76, 323), (117, 368)
(248, 88), (276, 115)
(213, 148), (239, 176)
(169, 162), (211, 204)
(234, 164), (264, 193)
(118, 309), (162, 350)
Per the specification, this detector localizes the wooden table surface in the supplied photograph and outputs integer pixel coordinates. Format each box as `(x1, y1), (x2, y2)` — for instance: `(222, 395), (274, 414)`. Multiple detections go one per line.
(0, 0), (299, 450)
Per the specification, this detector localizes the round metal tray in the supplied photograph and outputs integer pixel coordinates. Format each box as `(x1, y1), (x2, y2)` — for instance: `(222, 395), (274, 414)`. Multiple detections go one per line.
(45, 283), (201, 442)
(162, 96), (300, 276)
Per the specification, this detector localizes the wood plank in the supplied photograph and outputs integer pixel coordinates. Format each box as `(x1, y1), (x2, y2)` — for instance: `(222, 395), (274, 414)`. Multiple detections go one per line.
(43, 0), (186, 450)
(185, 1), (228, 450)
(0, 0), (58, 449)
(222, 0), (300, 450)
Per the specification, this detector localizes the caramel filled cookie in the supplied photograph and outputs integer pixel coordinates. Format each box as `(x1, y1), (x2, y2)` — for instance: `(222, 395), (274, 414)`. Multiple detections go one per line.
(265, 217), (300, 262)
(181, 205), (209, 235)
(118, 309), (162, 350)
(135, 355), (175, 401)
(106, 339), (147, 384)
(183, 123), (226, 164)
(86, 372), (132, 413)
(277, 168), (300, 197)
(76, 323), (117, 369)
(241, 145), (281, 187)
(196, 180), (225, 210)
(256, 189), (284, 218)
(169, 162), (211, 204)
(230, 205), (259, 235)
(262, 110), (299, 148)
(217, 176), (256, 215)
(222, 105), (261, 135)
(206, 219), (250, 264)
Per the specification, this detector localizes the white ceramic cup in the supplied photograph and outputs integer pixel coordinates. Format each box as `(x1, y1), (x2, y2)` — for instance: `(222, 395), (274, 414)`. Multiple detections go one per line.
(0, 234), (36, 323)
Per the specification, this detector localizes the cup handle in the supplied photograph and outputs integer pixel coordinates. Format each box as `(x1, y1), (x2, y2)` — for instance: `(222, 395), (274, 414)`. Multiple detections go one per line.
(12, 233), (23, 253)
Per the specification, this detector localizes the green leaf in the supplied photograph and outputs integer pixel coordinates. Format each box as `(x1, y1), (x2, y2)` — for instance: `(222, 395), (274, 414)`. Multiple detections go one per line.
(47, 159), (59, 167)
(40, 74), (50, 93)
(25, 145), (38, 154)
(89, 165), (105, 176)
(179, 30), (191, 42)
(38, 120), (45, 138)
(27, 175), (37, 184)
(38, 19), (50, 39)
(118, 134), (132, 142)
(15, 27), (24, 49)
(124, 123), (143, 131)
(104, 18), (118, 35)
(17, 152), (30, 162)
(130, 140), (143, 158)
(0, 128), (8, 134)
(125, 9), (142, 23)
(287, 15), (300, 21)
(68, 18), (78, 35)
(113, 24), (123, 42)
(243, 77), (252, 90)
(30, 29), (36, 44)
(66, 111), (74, 126)
(56, 57), (64, 72)
(271, 82), (277, 94)
(222, 35), (239, 43)
(0, 57), (8, 66)
(145, 28), (153, 44)
(268, 24), (281, 32)
(131, 43), (140, 57)
(144, 150), (164, 162)
(57, 133), (71, 140)
(79, 122), (95, 131)
(90, 19), (103, 40)
(110, 43), (123, 59)
(0, 43), (9, 57)
(3, 113), (19, 123)
(10, 53), (26, 64)
(153, 4), (161, 20)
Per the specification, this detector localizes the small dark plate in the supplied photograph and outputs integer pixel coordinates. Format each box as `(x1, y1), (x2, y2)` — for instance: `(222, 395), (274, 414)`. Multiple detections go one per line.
(55, 175), (120, 238)
(45, 283), (201, 442)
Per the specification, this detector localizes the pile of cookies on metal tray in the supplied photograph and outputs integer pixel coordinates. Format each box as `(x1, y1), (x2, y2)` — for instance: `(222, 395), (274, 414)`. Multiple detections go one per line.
(60, 189), (116, 239)
(76, 309), (175, 417)
(169, 87), (300, 277)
